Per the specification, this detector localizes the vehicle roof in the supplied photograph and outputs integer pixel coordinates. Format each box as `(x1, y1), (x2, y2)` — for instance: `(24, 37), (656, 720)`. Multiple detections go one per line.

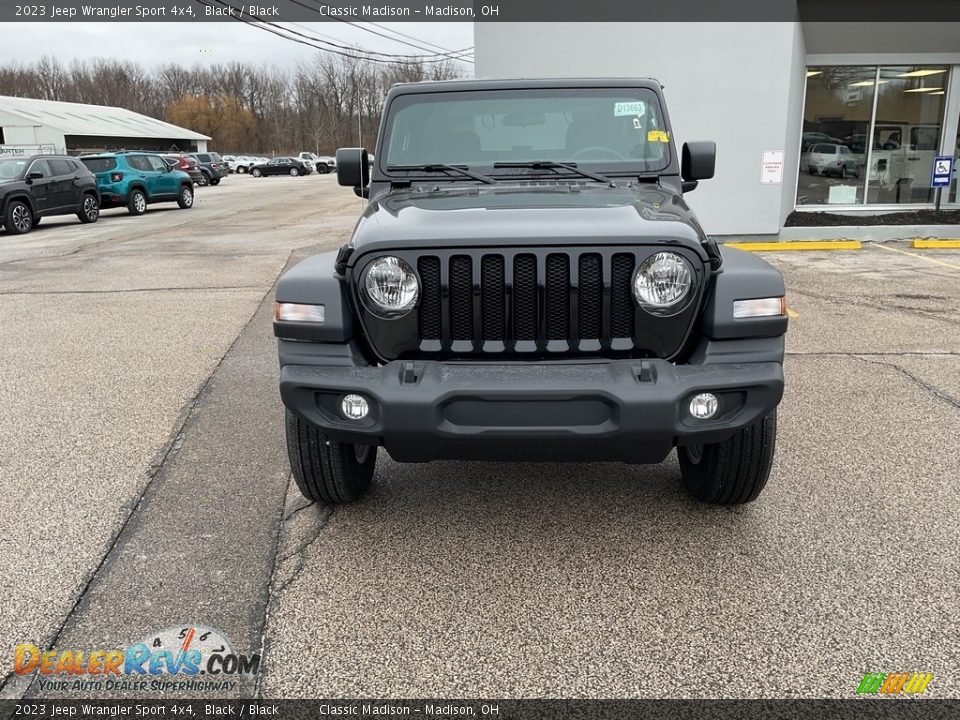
(2, 154), (73, 161)
(388, 77), (665, 94)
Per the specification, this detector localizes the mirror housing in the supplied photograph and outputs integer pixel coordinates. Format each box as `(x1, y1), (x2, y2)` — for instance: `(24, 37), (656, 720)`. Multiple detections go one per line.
(336, 148), (369, 192)
(681, 141), (716, 191)
(27, 171), (43, 181)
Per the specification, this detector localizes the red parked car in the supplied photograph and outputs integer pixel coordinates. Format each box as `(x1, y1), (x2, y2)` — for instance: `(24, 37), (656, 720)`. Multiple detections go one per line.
(161, 154), (204, 186)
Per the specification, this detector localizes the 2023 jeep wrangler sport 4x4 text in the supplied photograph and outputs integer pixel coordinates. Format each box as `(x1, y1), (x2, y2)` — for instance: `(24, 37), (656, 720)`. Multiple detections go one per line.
(273, 78), (788, 506)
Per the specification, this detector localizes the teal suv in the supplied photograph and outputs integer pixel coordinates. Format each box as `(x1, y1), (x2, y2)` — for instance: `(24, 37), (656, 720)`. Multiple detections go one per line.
(80, 152), (194, 215)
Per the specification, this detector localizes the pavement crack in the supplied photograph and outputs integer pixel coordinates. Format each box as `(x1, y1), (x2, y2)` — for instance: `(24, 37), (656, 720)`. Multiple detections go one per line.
(852, 355), (960, 411)
(786, 286), (960, 326)
(254, 482), (334, 699)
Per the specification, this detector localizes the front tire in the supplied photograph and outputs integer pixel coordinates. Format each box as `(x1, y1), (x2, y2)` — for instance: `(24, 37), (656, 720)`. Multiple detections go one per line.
(210, 178), (221, 186)
(678, 412), (777, 505)
(316, 163), (330, 174)
(285, 410), (376, 504)
(4, 200), (34, 234)
(128, 189), (147, 216)
(251, 168), (262, 177)
(289, 167), (299, 177)
(78, 193), (100, 223)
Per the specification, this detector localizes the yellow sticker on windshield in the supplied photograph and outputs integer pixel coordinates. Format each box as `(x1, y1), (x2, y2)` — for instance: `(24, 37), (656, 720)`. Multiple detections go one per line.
(648, 130), (670, 143)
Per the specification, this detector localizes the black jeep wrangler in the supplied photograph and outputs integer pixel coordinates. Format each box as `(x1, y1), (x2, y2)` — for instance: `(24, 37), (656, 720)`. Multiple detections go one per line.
(274, 79), (787, 506)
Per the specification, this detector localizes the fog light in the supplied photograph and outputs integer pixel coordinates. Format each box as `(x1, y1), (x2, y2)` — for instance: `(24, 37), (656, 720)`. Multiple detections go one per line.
(341, 394), (369, 420)
(689, 393), (719, 420)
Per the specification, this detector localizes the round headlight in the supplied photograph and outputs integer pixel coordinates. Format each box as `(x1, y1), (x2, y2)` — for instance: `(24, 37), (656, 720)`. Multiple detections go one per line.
(633, 252), (693, 313)
(362, 256), (419, 318)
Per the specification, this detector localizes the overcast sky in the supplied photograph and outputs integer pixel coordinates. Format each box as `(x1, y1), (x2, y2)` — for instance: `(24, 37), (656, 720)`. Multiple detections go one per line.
(3, 22), (475, 73)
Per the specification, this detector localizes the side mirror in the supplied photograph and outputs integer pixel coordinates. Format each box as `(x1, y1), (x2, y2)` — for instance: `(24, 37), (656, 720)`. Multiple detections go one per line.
(336, 148), (369, 191)
(681, 141), (716, 193)
(27, 171), (43, 181)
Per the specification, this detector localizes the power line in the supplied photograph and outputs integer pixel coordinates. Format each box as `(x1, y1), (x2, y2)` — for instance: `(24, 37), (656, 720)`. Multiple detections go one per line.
(284, 20), (473, 62)
(281, 0), (474, 62)
(363, 21), (474, 58)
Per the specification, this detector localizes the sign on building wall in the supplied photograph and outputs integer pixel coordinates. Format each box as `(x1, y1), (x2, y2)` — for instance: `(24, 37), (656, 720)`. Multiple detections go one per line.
(0, 144), (61, 157)
(761, 151), (784, 184)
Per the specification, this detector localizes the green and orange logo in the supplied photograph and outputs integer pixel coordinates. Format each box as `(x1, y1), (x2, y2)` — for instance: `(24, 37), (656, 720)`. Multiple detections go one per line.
(857, 672), (933, 696)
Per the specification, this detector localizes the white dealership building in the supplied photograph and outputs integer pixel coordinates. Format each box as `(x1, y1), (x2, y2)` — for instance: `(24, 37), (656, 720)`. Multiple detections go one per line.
(474, 21), (960, 236)
(0, 96), (210, 156)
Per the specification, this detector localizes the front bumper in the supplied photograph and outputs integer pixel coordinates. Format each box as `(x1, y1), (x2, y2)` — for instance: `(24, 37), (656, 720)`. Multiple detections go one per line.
(280, 354), (784, 464)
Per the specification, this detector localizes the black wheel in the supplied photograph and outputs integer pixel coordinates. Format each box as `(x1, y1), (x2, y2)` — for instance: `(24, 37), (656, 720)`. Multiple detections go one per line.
(210, 178), (221, 186)
(289, 167), (299, 177)
(128, 188), (147, 216)
(808, 166), (817, 175)
(678, 412), (777, 505)
(316, 163), (330, 174)
(251, 168), (262, 177)
(840, 165), (848, 179)
(177, 185), (194, 209)
(285, 410), (377, 504)
(4, 200), (34, 234)
(77, 193), (99, 223)
(198, 172), (210, 187)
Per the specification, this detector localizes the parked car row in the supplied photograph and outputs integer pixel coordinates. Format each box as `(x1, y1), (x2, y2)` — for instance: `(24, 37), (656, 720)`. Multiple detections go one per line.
(220, 152), (337, 175)
(1, 151), (198, 235)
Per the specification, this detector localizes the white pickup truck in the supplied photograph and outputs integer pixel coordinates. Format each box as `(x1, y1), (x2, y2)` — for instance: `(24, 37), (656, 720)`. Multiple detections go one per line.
(297, 152), (337, 174)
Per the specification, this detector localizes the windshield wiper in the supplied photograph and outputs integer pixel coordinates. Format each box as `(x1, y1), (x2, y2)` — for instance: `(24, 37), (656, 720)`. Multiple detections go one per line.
(389, 164), (496, 185)
(492, 161), (616, 187)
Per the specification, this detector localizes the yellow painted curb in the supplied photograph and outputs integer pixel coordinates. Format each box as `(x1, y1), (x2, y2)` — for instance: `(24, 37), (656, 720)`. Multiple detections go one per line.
(724, 241), (862, 251)
(911, 239), (960, 249)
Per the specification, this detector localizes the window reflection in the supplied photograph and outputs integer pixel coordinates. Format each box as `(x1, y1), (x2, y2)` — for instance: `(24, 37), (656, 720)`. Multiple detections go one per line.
(798, 67), (875, 205)
(870, 66), (947, 204)
(797, 65), (950, 206)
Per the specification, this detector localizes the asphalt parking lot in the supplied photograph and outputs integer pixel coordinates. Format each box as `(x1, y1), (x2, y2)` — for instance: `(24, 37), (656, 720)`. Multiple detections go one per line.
(1, 175), (958, 699)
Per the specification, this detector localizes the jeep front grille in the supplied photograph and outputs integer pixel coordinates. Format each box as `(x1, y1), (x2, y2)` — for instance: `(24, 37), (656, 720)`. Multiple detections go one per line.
(415, 250), (644, 354)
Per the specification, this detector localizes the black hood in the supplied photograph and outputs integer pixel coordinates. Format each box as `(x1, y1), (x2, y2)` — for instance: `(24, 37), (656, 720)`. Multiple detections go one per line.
(348, 183), (710, 262)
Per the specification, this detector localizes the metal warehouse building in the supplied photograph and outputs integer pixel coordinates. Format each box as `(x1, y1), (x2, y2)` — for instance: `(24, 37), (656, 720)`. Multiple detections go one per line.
(474, 20), (960, 237)
(0, 95), (210, 156)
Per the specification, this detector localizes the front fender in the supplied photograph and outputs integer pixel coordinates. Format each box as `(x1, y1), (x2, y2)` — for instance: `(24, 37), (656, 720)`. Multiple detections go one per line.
(273, 252), (355, 342)
(700, 246), (788, 340)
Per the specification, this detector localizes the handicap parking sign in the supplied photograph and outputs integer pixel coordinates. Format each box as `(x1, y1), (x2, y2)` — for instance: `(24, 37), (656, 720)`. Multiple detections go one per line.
(931, 155), (954, 188)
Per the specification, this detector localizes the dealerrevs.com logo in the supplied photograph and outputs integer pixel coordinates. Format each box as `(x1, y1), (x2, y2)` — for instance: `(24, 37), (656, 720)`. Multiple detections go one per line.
(14, 625), (261, 693)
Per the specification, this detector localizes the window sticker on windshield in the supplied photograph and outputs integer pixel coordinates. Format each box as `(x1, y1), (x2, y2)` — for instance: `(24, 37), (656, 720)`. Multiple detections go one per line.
(633, 117), (643, 129)
(614, 102), (646, 117)
(648, 130), (670, 143)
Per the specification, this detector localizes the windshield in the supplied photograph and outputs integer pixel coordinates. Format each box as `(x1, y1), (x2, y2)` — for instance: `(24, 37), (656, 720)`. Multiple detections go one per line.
(383, 87), (670, 175)
(0, 159), (27, 179)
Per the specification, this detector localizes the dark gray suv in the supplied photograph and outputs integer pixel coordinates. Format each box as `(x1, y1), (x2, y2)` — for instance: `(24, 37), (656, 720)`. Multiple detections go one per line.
(188, 152), (228, 186)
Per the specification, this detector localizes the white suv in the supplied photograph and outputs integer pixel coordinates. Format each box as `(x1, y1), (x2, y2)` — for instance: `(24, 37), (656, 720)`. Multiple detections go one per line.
(807, 143), (860, 179)
(298, 152), (337, 174)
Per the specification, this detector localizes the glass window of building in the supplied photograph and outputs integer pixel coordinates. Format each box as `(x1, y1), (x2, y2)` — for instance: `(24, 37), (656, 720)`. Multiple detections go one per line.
(798, 67), (876, 205)
(798, 65), (950, 207)
(870, 66), (947, 204)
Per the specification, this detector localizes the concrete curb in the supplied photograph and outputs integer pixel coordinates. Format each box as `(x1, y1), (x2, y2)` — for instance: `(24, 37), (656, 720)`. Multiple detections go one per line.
(724, 241), (861, 251)
(779, 225), (960, 242)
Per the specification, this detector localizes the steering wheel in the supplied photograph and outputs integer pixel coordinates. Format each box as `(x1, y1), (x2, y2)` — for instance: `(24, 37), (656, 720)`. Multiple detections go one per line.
(570, 146), (627, 161)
